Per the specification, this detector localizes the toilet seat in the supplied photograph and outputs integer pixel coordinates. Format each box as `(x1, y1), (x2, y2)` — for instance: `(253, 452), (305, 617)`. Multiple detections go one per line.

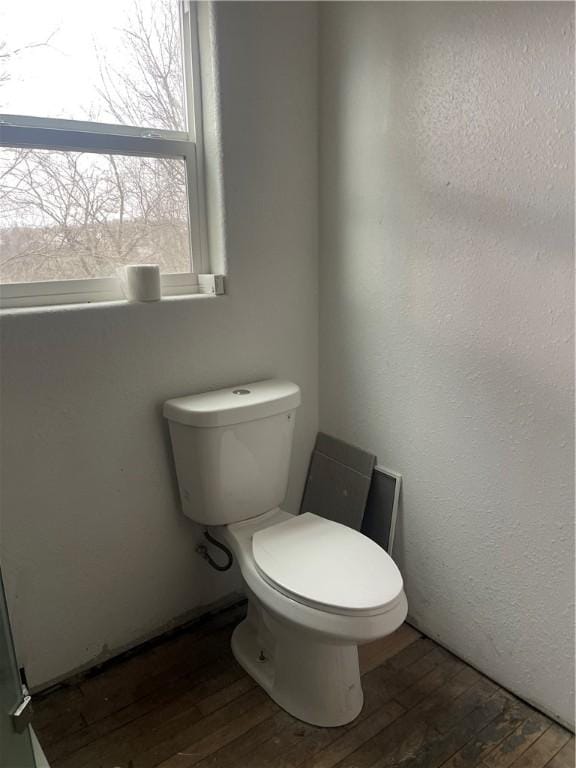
(223, 507), (408, 644)
(252, 512), (404, 617)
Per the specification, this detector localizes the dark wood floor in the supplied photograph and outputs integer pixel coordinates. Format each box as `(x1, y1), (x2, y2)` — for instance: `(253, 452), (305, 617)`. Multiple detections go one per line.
(33, 604), (574, 768)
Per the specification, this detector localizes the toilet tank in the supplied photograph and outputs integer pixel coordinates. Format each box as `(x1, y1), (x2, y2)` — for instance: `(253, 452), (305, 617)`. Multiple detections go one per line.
(163, 380), (301, 526)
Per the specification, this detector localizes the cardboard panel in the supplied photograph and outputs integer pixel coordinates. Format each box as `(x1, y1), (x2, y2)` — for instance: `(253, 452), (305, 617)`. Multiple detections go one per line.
(300, 433), (376, 530)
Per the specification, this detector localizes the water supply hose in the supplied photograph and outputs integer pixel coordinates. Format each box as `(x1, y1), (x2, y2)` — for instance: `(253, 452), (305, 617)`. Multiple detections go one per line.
(196, 530), (234, 571)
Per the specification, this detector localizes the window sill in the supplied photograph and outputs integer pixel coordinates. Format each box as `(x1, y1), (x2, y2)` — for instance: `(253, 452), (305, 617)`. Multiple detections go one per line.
(0, 274), (225, 313)
(0, 291), (226, 318)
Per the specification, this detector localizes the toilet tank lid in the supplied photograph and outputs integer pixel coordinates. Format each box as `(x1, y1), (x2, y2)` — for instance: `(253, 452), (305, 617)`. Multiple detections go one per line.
(163, 379), (301, 427)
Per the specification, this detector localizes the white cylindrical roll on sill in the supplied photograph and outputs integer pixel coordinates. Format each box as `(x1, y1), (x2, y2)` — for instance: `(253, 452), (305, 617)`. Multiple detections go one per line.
(120, 265), (161, 302)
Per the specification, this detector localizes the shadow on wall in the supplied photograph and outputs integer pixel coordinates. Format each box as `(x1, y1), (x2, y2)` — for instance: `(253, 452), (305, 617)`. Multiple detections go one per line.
(320, 0), (574, 727)
(321, 0), (574, 437)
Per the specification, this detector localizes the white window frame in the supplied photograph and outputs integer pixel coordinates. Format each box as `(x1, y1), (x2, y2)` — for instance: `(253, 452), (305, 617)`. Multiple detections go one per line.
(0, 1), (221, 310)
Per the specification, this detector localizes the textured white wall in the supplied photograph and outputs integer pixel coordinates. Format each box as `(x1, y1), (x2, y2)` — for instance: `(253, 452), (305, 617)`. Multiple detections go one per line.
(0, 2), (318, 689)
(320, 2), (574, 727)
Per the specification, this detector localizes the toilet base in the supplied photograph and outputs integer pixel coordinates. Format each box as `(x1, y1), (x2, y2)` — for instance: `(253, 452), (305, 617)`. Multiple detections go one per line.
(231, 600), (364, 727)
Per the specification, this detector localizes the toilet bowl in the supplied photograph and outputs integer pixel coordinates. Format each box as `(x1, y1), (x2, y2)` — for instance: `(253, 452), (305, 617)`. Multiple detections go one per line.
(220, 508), (407, 727)
(163, 379), (408, 727)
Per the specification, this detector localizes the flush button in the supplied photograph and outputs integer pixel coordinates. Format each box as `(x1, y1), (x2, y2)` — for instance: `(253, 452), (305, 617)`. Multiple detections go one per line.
(232, 389), (251, 395)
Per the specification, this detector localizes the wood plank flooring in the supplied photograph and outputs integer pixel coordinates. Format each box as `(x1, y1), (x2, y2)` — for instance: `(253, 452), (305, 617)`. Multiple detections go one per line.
(32, 604), (574, 768)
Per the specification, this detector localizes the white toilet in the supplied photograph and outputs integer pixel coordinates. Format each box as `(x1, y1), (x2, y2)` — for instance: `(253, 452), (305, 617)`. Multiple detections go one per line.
(164, 379), (407, 727)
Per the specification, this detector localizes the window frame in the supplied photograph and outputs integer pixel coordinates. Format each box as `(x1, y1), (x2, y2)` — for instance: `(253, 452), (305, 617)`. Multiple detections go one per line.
(0, 1), (217, 309)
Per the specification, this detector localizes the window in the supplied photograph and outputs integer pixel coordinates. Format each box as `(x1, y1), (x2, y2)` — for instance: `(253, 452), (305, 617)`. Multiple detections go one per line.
(0, 0), (218, 308)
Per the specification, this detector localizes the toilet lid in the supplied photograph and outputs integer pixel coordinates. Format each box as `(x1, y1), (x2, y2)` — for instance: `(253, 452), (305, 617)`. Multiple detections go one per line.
(252, 513), (403, 615)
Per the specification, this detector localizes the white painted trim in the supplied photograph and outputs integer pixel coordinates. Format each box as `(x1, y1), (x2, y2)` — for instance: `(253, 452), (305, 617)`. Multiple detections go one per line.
(181, 1), (210, 272)
(0, 272), (225, 309)
(0, 123), (194, 159)
(198, 274), (225, 295)
(0, 114), (189, 142)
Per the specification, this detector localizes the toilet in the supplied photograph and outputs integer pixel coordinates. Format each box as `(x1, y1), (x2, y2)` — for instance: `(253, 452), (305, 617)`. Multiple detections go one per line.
(164, 379), (408, 727)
